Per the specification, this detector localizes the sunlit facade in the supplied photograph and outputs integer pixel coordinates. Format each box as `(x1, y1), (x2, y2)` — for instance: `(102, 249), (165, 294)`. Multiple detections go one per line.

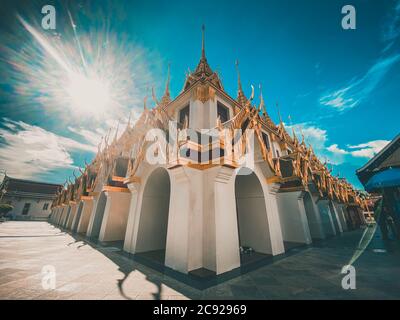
(49, 31), (366, 276)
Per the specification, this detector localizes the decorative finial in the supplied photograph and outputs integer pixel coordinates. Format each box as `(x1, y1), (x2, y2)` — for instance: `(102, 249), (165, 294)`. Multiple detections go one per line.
(143, 96), (148, 110)
(258, 84), (266, 113)
(235, 60), (243, 92)
(201, 24), (206, 60)
(127, 110), (132, 128)
(114, 119), (120, 142)
(165, 62), (171, 96)
(276, 102), (283, 124)
(151, 86), (159, 105)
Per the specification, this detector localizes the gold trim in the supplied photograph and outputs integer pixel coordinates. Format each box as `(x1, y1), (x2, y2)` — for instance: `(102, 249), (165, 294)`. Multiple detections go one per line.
(102, 185), (130, 193)
(266, 176), (282, 184)
(279, 186), (305, 193)
(123, 176), (141, 184)
(186, 163), (220, 171)
(112, 175), (126, 183)
(81, 196), (94, 201)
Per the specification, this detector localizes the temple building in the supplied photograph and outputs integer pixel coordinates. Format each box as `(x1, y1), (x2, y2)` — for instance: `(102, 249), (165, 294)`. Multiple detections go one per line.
(0, 176), (62, 220)
(50, 28), (365, 277)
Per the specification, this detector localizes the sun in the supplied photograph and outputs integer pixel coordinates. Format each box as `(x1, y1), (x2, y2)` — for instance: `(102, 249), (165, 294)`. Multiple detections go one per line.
(66, 72), (111, 116)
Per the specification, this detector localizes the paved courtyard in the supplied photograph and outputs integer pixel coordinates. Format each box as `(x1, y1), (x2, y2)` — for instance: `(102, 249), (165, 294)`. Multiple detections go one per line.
(0, 221), (399, 300)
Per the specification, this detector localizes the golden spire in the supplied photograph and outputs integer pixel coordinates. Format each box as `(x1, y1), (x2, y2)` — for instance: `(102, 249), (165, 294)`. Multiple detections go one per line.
(235, 60), (248, 106)
(300, 128), (306, 146)
(127, 110), (132, 128)
(160, 63), (171, 105)
(143, 96), (148, 110)
(113, 119), (120, 142)
(292, 127), (300, 147)
(258, 84), (266, 113)
(276, 102), (283, 125)
(165, 62), (170, 97)
(201, 24), (206, 60)
(193, 25), (213, 76)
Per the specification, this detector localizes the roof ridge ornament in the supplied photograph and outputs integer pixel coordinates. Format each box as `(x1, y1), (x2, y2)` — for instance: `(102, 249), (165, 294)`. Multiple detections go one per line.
(113, 119), (120, 142)
(201, 24), (206, 60)
(235, 60), (249, 106)
(160, 63), (171, 105)
(258, 84), (266, 113)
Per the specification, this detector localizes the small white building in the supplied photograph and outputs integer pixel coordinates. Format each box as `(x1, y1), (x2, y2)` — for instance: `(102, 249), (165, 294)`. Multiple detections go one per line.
(0, 176), (62, 220)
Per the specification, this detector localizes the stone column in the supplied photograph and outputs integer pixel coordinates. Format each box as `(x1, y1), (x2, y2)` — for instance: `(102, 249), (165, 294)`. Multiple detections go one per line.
(98, 189), (131, 242)
(57, 208), (63, 225)
(61, 205), (71, 228)
(66, 203), (77, 230)
(316, 199), (336, 236)
(165, 166), (203, 274)
(265, 183), (286, 254)
(330, 201), (343, 233)
(276, 190), (312, 244)
(211, 166), (240, 275)
(123, 182), (141, 253)
(86, 194), (99, 237)
(76, 198), (94, 234)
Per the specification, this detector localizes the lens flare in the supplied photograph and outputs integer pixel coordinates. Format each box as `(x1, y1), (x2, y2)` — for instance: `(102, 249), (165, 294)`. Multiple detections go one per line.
(0, 6), (157, 126)
(66, 72), (111, 116)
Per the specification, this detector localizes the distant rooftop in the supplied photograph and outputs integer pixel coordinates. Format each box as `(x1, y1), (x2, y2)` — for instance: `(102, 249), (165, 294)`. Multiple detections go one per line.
(0, 176), (63, 198)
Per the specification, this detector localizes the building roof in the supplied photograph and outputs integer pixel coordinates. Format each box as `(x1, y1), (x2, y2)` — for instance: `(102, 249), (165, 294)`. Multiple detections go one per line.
(356, 134), (400, 186)
(0, 176), (63, 199)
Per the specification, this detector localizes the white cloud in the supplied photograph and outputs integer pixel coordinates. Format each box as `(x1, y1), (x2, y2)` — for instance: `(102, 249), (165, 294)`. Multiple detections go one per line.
(383, 0), (400, 44)
(347, 140), (390, 158)
(286, 122), (390, 166)
(321, 1), (400, 112)
(285, 122), (327, 150)
(0, 118), (96, 179)
(320, 54), (400, 111)
(327, 144), (348, 155)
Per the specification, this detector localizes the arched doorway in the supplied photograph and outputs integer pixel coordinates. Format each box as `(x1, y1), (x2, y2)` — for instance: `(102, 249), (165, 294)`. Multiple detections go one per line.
(135, 168), (171, 264)
(235, 171), (272, 265)
(90, 192), (107, 240)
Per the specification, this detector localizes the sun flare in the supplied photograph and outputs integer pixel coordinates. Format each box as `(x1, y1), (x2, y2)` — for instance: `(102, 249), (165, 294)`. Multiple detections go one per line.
(66, 72), (111, 115)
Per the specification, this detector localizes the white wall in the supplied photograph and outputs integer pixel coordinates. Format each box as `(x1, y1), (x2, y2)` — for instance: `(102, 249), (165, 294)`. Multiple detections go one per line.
(99, 191), (131, 242)
(66, 203), (78, 230)
(4, 196), (53, 219)
(276, 191), (312, 244)
(303, 192), (325, 239)
(76, 199), (94, 234)
(88, 192), (107, 239)
(316, 199), (336, 237)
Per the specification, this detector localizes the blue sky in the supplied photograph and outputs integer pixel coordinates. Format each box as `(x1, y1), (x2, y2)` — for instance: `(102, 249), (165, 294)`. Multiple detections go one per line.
(0, 0), (399, 189)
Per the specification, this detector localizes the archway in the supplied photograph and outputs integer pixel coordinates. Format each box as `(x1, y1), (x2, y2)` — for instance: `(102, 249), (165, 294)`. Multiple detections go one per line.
(235, 171), (272, 265)
(135, 168), (171, 264)
(90, 192), (107, 240)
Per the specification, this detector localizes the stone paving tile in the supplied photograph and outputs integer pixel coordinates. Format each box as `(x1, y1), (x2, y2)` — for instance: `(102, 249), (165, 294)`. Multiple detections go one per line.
(1, 221), (400, 300)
